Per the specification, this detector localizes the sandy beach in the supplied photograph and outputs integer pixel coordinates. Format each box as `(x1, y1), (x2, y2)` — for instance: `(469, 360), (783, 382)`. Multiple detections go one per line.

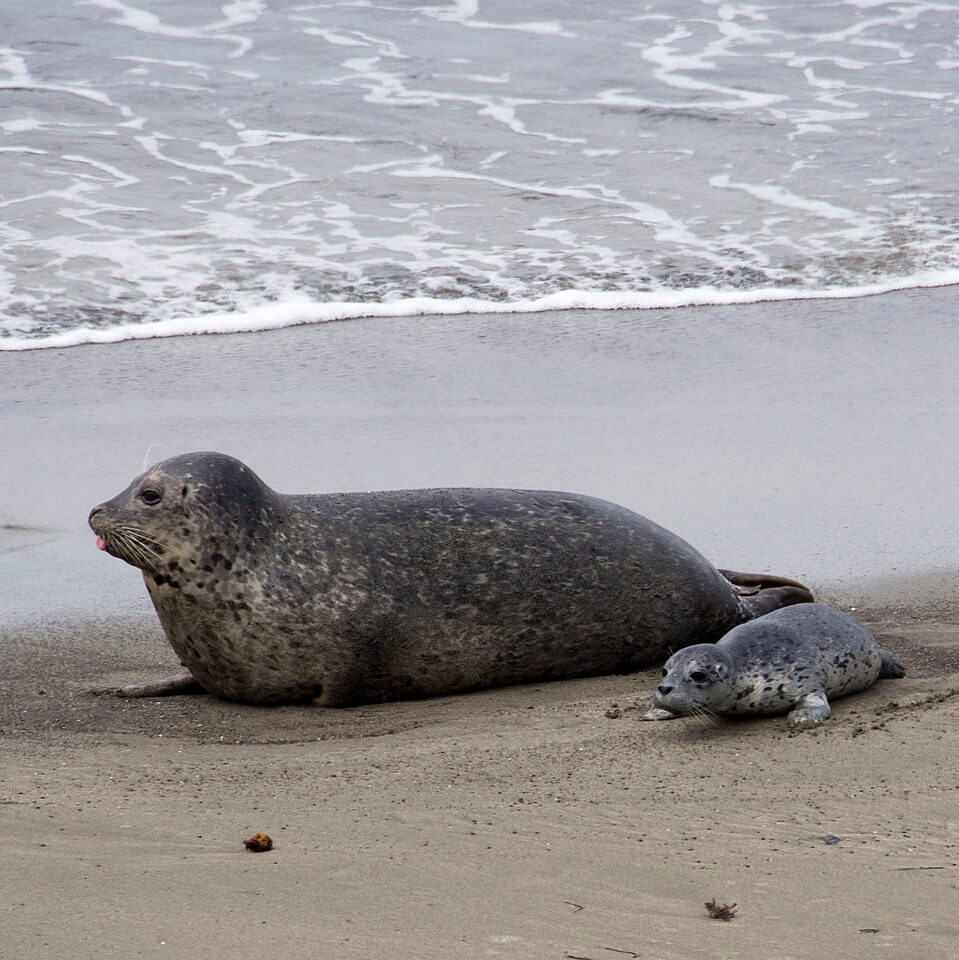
(3, 290), (959, 959)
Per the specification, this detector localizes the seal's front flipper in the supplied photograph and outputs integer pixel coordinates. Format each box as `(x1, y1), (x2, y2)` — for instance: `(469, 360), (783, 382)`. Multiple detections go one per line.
(879, 649), (906, 679)
(91, 670), (203, 698)
(787, 690), (831, 726)
(642, 706), (681, 721)
(720, 569), (815, 618)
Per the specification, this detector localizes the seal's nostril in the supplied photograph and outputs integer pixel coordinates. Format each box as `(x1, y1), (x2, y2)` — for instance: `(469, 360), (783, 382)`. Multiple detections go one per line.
(657, 684), (672, 696)
(88, 506), (102, 522)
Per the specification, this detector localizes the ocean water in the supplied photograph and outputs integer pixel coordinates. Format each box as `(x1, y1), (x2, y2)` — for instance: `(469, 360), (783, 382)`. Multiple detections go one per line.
(1, 0), (957, 350)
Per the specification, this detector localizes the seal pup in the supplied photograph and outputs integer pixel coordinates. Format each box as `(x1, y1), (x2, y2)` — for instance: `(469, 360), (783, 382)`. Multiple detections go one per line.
(88, 451), (813, 707)
(645, 603), (905, 726)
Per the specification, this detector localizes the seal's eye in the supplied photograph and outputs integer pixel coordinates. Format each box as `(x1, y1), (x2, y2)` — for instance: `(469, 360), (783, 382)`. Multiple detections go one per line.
(139, 488), (162, 505)
(662, 667), (668, 677)
(689, 670), (708, 683)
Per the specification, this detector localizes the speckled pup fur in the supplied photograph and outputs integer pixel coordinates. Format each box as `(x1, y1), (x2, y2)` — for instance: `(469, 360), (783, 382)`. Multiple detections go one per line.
(647, 603), (905, 726)
(89, 451), (814, 707)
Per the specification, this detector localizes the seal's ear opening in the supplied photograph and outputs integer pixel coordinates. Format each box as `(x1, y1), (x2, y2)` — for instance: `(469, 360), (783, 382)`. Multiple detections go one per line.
(181, 485), (189, 498)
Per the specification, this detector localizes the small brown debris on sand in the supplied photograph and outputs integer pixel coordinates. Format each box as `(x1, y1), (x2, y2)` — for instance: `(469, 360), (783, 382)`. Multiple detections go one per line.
(705, 898), (737, 921)
(244, 832), (273, 852)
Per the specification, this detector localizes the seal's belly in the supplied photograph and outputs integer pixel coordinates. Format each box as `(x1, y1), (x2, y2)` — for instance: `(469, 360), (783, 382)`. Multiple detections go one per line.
(146, 583), (325, 704)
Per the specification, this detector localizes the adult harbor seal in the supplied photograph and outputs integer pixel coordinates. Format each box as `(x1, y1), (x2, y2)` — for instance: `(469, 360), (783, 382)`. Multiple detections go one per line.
(88, 451), (814, 707)
(645, 602), (905, 726)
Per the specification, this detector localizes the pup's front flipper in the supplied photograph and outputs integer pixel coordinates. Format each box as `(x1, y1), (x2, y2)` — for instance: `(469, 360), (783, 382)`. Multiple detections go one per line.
(91, 670), (202, 698)
(787, 690), (831, 726)
(642, 707), (682, 721)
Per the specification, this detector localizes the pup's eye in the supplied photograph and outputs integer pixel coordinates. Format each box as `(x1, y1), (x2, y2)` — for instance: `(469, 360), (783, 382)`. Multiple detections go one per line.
(689, 671), (708, 683)
(662, 667), (668, 677)
(140, 488), (162, 505)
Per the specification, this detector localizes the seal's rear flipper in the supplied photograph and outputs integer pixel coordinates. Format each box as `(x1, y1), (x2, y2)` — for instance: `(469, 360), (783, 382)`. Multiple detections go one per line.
(719, 569), (814, 619)
(91, 670), (203, 698)
(879, 649), (906, 679)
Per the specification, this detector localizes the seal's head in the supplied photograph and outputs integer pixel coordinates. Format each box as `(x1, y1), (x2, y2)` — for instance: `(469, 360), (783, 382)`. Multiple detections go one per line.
(88, 451), (271, 574)
(654, 644), (735, 716)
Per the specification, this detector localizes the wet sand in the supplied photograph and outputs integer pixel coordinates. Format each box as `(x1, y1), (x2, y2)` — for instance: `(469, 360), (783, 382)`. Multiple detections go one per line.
(3, 289), (959, 958)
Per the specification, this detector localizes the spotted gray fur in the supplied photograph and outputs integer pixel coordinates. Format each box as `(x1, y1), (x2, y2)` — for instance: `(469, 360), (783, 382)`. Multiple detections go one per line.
(647, 602), (905, 726)
(88, 451), (813, 707)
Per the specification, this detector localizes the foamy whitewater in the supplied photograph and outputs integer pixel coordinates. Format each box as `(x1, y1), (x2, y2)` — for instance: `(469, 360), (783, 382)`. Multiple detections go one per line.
(1, 0), (957, 349)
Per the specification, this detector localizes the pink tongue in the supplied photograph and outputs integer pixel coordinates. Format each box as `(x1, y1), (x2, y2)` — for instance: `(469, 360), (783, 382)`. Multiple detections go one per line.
(96, 537), (107, 551)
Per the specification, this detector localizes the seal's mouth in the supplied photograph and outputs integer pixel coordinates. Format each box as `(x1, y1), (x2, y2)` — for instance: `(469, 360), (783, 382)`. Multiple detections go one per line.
(88, 523), (164, 570)
(93, 530), (121, 559)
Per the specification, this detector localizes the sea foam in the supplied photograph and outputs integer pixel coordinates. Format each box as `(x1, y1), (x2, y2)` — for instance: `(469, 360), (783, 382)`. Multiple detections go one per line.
(4, 270), (958, 352)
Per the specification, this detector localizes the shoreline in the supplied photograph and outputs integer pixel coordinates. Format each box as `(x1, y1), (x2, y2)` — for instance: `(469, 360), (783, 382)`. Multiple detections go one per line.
(5, 270), (959, 352)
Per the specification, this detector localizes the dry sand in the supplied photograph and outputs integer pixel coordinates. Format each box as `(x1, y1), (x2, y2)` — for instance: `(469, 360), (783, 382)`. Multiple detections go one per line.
(3, 605), (959, 960)
(3, 292), (959, 958)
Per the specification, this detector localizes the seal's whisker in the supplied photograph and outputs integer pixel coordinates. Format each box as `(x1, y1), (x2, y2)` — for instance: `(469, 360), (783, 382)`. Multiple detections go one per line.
(113, 523), (161, 541)
(125, 533), (164, 556)
(699, 712), (718, 730)
(697, 703), (720, 721)
(108, 532), (130, 562)
(685, 706), (708, 729)
(110, 532), (144, 563)
(116, 533), (149, 567)
(112, 527), (165, 556)
(688, 704), (718, 729)
(130, 541), (155, 566)
(115, 532), (155, 568)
